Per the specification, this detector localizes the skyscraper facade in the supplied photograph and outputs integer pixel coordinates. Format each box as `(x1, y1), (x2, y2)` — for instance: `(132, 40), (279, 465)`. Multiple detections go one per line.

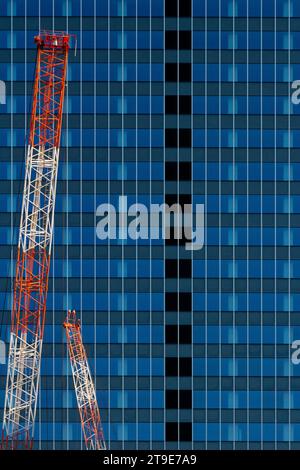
(0, 0), (299, 450)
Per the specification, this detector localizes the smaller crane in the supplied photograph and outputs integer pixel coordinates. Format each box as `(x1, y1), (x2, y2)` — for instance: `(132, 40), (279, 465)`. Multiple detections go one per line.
(63, 310), (106, 450)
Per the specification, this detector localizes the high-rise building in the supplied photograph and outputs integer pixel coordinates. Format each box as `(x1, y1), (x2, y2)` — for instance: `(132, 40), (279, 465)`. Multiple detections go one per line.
(0, 0), (299, 450)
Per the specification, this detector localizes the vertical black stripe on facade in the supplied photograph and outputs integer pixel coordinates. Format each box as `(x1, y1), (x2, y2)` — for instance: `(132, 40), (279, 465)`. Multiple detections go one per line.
(164, 0), (192, 445)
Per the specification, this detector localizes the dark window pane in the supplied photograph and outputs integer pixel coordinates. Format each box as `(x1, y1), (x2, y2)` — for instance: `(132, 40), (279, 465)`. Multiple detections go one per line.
(179, 31), (191, 49)
(166, 357), (178, 376)
(179, 292), (192, 311)
(180, 390), (192, 409)
(179, 0), (191, 17)
(165, 259), (178, 278)
(165, 292), (178, 311)
(179, 129), (191, 147)
(179, 357), (192, 376)
(165, 161), (178, 180)
(179, 325), (192, 343)
(165, 325), (178, 343)
(180, 422), (192, 441)
(166, 63), (178, 81)
(179, 260), (192, 278)
(179, 63), (191, 82)
(166, 390), (178, 408)
(166, 31), (177, 49)
(179, 194), (192, 205)
(179, 95), (191, 114)
(165, 194), (178, 205)
(165, 0), (177, 16)
(165, 95), (177, 114)
(179, 162), (191, 180)
(166, 422), (178, 441)
(165, 129), (178, 148)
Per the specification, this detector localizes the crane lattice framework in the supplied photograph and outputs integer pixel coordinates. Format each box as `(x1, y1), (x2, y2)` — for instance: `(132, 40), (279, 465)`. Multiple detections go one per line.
(2, 31), (70, 449)
(63, 310), (106, 450)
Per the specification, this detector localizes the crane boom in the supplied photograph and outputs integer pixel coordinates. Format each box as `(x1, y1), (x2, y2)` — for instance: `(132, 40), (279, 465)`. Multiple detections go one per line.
(63, 310), (106, 450)
(2, 31), (70, 449)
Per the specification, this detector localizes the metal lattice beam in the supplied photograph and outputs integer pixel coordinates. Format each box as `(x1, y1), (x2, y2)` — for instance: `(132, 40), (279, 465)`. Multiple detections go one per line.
(2, 31), (70, 450)
(63, 310), (106, 450)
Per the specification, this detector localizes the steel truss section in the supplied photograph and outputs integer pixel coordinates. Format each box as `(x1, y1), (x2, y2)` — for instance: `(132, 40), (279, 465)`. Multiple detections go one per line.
(2, 31), (70, 450)
(64, 310), (106, 450)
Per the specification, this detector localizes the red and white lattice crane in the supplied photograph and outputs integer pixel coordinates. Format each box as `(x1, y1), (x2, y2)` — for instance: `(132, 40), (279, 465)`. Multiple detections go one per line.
(2, 31), (70, 449)
(63, 310), (106, 450)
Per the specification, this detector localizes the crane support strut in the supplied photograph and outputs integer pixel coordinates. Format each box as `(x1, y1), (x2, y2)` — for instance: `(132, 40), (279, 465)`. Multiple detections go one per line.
(63, 310), (106, 450)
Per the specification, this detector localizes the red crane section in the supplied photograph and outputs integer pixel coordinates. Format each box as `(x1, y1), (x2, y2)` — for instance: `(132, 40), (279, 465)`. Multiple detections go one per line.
(63, 310), (106, 450)
(2, 31), (70, 450)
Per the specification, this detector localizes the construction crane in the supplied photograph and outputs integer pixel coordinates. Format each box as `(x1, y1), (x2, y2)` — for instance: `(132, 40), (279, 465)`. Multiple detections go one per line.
(63, 310), (106, 450)
(2, 31), (70, 449)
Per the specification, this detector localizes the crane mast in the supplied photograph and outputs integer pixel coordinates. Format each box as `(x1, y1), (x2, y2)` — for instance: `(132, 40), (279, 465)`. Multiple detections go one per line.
(63, 310), (106, 450)
(2, 31), (70, 449)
